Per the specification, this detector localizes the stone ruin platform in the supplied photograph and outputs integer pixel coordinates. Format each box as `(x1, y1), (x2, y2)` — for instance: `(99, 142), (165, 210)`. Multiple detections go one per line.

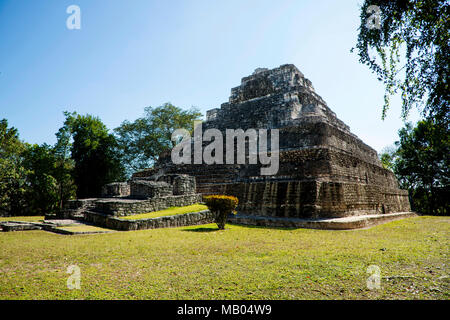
(0, 219), (115, 235)
(135, 64), (415, 228)
(43, 174), (216, 232)
(0, 220), (43, 232)
(84, 209), (214, 231)
(1, 212), (418, 233)
(228, 212), (418, 230)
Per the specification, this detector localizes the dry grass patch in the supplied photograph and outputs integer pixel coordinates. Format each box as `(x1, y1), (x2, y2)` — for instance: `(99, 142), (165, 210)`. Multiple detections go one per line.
(0, 216), (44, 222)
(55, 225), (113, 233)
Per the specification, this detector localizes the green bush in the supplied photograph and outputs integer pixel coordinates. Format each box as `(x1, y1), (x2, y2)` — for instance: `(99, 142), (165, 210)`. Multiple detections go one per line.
(203, 195), (238, 230)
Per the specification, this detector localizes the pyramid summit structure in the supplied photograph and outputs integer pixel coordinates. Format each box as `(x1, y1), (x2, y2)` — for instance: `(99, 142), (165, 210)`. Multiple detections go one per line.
(135, 64), (411, 222)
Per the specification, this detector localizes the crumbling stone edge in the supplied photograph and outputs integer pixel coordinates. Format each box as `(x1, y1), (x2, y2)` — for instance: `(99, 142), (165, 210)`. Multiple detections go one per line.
(84, 209), (216, 231)
(228, 212), (418, 230)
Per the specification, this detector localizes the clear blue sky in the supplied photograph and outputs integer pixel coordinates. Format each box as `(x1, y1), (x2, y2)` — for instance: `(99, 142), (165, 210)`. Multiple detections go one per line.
(0, 0), (420, 153)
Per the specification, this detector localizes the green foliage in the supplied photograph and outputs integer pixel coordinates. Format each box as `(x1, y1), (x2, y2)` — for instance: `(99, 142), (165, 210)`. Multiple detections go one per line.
(59, 112), (125, 198)
(356, 1), (449, 214)
(379, 145), (396, 171)
(0, 120), (76, 216)
(21, 144), (60, 215)
(380, 152), (394, 171)
(203, 195), (238, 230)
(393, 118), (449, 215)
(354, 0), (449, 121)
(53, 112), (77, 209)
(114, 103), (202, 176)
(0, 119), (28, 215)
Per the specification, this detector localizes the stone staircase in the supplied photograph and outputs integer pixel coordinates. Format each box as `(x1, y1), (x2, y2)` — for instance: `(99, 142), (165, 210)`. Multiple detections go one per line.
(45, 199), (98, 221)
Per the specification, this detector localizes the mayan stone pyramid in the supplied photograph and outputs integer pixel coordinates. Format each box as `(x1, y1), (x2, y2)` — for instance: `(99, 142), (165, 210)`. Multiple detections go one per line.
(134, 64), (411, 220)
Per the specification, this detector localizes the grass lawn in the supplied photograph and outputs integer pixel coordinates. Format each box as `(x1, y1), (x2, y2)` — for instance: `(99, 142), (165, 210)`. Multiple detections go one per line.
(119, 204), (208, 220)
(0, 215), (448, 299)
(0, 216), (44, 222)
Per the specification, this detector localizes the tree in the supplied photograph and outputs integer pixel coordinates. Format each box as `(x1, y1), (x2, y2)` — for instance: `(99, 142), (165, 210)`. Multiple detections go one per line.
(0, 119), (28, 216)
(203, 195), (238, 230)
(379, 145), (397, 171)
(0, 120), (71, 216)
(393, 119), (449, 215)
(60, 112), (125, 199)
(21, 144), (60, 215)
(114, 103), (202, 176)
(354, 0), (449, 121)
(54, 112), (77, 209)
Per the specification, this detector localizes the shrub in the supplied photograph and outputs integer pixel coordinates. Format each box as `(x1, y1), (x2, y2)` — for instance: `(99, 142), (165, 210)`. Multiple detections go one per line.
(203, 195), (238, 230)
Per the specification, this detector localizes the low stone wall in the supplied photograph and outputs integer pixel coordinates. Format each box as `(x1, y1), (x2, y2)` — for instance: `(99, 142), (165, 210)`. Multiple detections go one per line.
(84, 210), (215, 231)
(63, 198), (99, 210)
(93, 194), (202, 216)
(0, 221), (43, 232)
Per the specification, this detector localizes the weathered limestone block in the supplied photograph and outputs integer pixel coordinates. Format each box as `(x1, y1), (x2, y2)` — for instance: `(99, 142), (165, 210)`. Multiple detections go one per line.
(84, 209), (215, 231)
(93, 194), (202, 216)
(173, 175), (196, 195)
(130, 180), (172, 199)
(0, 221), (42, 232)
(206, 108), (220, 121)
(101, 182), (130, 197)
(151, 174), (197, 195)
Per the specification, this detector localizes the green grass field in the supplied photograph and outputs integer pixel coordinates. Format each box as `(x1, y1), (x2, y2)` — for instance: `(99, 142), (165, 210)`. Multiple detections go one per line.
(0, 216), (448, 299)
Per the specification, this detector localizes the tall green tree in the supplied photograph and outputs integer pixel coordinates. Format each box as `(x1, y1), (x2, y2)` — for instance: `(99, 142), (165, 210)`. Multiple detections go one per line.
(62, 112), (125, 198)
(0, 119), (28, 216)
(393, 119), (449, 215)
(0, 120), (71, 216)
(354, 0), (449, 121)
(114, 103), (202, 176)
(54, 112), (77, 209)
(379, 145), (397, 171)
(21, 144), (60, 216)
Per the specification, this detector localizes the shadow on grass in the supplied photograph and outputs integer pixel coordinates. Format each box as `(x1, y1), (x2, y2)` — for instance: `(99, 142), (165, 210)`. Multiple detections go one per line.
(182, 227), (219, 232)
(182, 224), (299, 232)
(227, 223), (299, 231)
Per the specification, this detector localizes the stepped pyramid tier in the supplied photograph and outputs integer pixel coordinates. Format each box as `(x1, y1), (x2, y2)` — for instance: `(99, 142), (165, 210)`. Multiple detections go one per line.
(134, 64), (411, 219)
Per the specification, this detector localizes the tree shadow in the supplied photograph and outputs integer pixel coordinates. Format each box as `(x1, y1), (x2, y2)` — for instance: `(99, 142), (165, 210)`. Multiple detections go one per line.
(182, 227), (219, 232)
